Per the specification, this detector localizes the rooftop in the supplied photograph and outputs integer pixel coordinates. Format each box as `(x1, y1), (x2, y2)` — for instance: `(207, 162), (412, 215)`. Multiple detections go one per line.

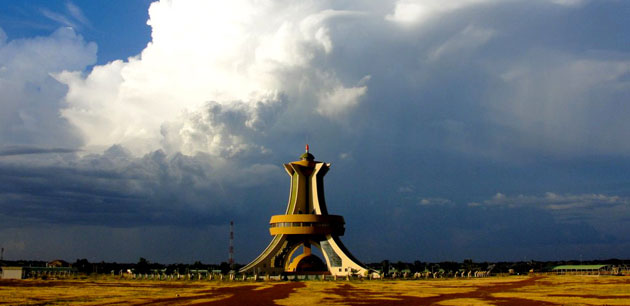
(552, 265), (609, 270)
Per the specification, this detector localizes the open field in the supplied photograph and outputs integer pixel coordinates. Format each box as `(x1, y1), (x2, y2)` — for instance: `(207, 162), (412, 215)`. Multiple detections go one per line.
(1, 275), (630, 305)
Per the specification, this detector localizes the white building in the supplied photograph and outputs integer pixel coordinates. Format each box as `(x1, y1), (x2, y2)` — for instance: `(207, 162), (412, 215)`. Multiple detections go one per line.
(1, 267), (24, 279)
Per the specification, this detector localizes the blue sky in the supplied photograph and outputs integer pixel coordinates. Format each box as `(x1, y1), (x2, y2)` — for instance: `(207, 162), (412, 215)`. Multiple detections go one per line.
(0, 0), (152, 64)
(1, 0), (629, 264)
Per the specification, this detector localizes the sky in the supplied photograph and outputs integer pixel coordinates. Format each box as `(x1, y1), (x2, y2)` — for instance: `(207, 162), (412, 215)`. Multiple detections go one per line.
(1, 0), (629, 264)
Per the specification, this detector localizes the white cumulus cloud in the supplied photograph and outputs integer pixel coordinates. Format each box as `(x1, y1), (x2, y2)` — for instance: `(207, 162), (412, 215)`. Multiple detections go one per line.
(0, 27), (96, 149)
(386, 0), (490, 24)
(58, 0), (370, 157)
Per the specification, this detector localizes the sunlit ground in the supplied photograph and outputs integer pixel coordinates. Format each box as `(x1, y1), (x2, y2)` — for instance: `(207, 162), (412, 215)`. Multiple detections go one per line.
(1, 275), (629, 305)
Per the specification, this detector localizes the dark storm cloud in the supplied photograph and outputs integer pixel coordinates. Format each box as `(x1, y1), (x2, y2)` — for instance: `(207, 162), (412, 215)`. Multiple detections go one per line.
(0, 145), (78, 156)
(344, 194), (627, 262)
(323, 1), (630, 161)
(0, 146), (281, 228)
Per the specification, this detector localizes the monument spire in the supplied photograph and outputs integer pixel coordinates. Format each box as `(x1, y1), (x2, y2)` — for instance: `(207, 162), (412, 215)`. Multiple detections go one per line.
(240, 147), (367, 276)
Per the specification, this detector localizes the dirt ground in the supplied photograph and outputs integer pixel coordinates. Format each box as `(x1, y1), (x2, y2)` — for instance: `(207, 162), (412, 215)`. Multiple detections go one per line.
(1, 275), (629, 305)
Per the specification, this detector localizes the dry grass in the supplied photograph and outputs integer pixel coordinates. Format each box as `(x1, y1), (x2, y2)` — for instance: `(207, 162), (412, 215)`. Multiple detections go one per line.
(0, 278), (250, 305)
(492, 275), (630, 305)
(1, 275), (629, 305)
(275, 281), (345, 306)
(435, 298), (492, 306)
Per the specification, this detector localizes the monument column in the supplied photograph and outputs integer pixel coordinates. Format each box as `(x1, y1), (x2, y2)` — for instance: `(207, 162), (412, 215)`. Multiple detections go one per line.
(240, 146), (367, 276)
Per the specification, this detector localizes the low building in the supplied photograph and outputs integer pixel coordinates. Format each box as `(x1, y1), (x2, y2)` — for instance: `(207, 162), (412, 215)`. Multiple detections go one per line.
(47, 260), (70, 267)
(1, 267), (25, 279)
(552, 265), (610, 275)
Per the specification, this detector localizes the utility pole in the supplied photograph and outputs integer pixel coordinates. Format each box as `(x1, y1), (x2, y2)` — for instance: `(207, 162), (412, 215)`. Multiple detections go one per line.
(229, 221), (234, 270)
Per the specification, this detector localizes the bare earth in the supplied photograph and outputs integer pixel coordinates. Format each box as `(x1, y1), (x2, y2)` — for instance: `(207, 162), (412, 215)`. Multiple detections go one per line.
(1, 275), (630, 305)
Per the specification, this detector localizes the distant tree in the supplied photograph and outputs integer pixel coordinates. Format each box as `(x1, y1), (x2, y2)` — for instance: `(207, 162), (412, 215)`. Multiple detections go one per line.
(431, 263), (440, 273)
(219, 261), (231, 274)
(381, 260), (390, 275)
(233, 263), (244, 271)
(74, 258), (91, 274)
(463, 259), (475, 271)
(393, 261), (409, 272)
(438, 261), (459, 272)
(136, 257), (150, 274)
(413, 260), (424, 273)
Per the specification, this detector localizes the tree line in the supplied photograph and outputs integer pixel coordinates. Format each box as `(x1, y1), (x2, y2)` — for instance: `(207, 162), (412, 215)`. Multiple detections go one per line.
(2, 258), (628, 275)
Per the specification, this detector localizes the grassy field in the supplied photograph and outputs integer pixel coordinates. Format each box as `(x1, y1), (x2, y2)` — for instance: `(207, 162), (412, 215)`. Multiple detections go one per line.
(1, 275), (629, 305)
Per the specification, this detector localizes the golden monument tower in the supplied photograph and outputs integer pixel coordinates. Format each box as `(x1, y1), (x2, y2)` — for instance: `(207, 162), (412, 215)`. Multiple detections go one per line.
(240, 145), (367, 276)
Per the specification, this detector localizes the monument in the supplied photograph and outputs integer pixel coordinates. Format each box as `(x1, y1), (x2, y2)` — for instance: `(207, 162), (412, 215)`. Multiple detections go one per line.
(240, 145), (367, 276)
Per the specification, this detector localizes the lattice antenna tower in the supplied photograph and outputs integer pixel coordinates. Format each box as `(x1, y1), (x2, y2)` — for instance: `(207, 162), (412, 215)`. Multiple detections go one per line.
(229, 221), (234, 269)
